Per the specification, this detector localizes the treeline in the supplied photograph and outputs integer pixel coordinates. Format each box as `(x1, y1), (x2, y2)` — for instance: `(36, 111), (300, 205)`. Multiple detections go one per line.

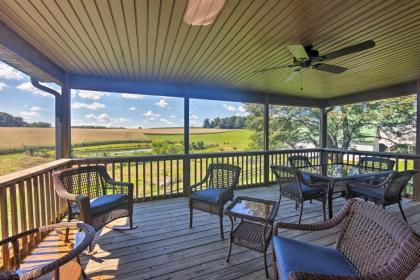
(0, 112), (51, 128)
(203, 116), (247, 129)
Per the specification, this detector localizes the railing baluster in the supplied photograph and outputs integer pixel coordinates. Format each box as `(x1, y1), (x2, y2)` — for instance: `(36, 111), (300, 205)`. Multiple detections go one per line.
(18, 182), (28, 255)
(142, 161), (146, 199)
(135, 161), (139, 199)
(157, 161), (160, 197)
(0, 187), (9, 269)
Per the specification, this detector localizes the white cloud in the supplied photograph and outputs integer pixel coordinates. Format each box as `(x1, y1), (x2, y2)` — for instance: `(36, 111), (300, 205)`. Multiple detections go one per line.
(16, 82), (54, 98)
(223, 104), (237, 112)
(20, 111), (38, 119)
(155, 98), (169, 108)
(238, 105), (246, 113)
(149, 117), (156, 121)
(85, 113), (111, 122)
(72, 102), (105, 110)
(129, 106), (136, 111)
(0, 62), (25, 80)
(190, 114), (199, 120)
(160, 118), (174, 125)
(120, 93), (145, 100)
(116, 117), (130, 123)
(30, 106), (42, 111)
(144, 110), (159, 118)
(20, 106), (42, 120)
(170, 115), (176, 119)
(0, 82), (7, 91)
(77, 90), (110, 100)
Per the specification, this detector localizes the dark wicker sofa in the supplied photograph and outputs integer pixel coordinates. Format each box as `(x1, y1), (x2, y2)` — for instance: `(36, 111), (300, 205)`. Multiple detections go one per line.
(272, 199), (420, 280)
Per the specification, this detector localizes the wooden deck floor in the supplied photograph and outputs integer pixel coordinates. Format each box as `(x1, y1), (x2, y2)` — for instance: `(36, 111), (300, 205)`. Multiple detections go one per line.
(81, 185), (420, 280)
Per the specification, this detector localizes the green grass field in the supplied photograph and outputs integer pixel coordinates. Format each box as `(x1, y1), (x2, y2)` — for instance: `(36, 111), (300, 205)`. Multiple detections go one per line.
(0, 128), (253, 175)
(147, 130), (254, 152)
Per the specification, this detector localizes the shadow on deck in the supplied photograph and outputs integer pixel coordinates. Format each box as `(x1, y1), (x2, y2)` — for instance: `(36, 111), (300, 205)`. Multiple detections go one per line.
(81, 185), (420, 279)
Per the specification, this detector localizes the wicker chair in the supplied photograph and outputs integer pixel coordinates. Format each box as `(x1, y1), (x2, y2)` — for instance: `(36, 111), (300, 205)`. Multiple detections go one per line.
(272, 199), (420, 280)
(357, 156), (396, 170)
(53, 166), (137, 240)
(189, 164), (241, 239)
(271, 165), (327, 224)
(288, 155), (312, 168)
(0, 223), (95, 280)
(347, 170), (417, 222)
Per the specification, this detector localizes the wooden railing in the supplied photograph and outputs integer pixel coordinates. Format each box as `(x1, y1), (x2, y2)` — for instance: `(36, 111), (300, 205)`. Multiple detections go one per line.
(0, 159), (72, 269)
(0, 148), (419, 269)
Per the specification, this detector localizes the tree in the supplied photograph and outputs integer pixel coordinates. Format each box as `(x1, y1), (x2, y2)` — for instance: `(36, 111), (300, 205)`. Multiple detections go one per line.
(0, 112), (27, 127)
(27, 121), (52, 128)
(203, 118), (211, 128)
(244, 95), (416, 151)
(203, 116), (247, 129)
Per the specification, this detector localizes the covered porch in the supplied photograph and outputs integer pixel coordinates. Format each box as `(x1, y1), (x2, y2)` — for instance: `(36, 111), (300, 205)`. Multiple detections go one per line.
(1, 0), (420, 279)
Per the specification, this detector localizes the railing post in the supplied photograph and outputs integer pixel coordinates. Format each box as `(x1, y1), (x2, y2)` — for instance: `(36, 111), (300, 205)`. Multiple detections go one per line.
(414, 80), (420, 201)
(183, 89), (190, 196)
(319, 106), (328, 165)
(263, 96), (270, 185)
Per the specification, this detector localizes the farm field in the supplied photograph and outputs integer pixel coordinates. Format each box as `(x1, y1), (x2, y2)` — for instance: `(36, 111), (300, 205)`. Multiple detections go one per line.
(0, 127), (252, 175)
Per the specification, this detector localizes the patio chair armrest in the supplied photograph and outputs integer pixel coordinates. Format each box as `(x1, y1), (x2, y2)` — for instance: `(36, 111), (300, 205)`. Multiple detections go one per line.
(105, 178), (134, 195)
(188, 179), (208, 195)
(274, 199), (355, 235)
(288, 272), (359, 280)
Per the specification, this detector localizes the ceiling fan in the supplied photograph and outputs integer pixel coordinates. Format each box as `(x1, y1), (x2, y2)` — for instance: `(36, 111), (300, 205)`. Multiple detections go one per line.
(255, 40), (376, 79)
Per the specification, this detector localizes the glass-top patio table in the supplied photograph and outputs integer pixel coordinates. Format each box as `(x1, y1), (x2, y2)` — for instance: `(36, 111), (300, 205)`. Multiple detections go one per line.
(299, 163), (393, 219)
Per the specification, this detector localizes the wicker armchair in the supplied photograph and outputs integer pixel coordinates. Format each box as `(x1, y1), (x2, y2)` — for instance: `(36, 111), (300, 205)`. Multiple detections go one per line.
(288, 155), (312, 168)
(0, 223), (94, 280)
(53, 166), (137, 238)
(357, 156), (395, 170)
(347, 170), (417, 221)
(271, 165), (327, 224)
(272, 199), (420, 280)
(189, 164), (241, 239)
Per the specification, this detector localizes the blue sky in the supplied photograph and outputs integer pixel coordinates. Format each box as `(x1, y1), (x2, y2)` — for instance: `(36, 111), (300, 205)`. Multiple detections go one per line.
(0, 61), (246, 128)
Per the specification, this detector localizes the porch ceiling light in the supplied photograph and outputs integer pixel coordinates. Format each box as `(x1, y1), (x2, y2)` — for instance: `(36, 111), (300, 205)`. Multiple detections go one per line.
(183, 0), (226, 26)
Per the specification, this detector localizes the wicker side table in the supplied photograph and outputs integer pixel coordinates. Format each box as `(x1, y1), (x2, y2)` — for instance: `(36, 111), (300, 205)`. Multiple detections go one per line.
(224, 196), (279, 279)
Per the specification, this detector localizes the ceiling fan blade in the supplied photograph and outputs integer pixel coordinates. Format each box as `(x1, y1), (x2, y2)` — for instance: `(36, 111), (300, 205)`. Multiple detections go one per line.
(312, 63), (347, 74)
(254, 65), (295, 73)
(322, 40), (375, 60)
(287, 45), (309, 61)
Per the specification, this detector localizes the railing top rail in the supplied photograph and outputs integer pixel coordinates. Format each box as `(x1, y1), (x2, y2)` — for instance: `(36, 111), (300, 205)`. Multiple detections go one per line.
(0, 159), (73, 188)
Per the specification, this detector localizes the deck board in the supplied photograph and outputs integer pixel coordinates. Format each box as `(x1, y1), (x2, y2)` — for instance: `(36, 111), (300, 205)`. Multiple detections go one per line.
(81, 185), (420, 279)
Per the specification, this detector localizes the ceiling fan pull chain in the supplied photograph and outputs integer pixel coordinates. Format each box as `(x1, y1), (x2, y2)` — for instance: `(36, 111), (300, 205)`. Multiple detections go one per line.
(300, 71), (303, 91)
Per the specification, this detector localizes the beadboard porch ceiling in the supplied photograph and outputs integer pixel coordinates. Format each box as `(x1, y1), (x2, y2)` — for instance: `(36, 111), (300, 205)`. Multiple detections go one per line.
(0, 0), (419, 99)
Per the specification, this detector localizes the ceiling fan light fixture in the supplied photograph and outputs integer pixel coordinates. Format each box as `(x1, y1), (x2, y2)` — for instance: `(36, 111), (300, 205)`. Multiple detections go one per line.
(183, 0), (226, 26)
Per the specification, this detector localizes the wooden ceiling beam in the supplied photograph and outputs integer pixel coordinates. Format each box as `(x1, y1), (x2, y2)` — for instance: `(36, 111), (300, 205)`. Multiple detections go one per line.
(68, 73), (322, 107)
(323, 81), (417, 107)
(0, 18), (65, 84)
